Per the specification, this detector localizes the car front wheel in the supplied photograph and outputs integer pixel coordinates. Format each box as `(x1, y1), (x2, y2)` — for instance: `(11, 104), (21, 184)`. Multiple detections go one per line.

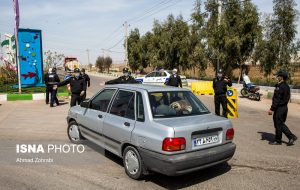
(123, 146), (145, 180)
(67, 121), (83, 144)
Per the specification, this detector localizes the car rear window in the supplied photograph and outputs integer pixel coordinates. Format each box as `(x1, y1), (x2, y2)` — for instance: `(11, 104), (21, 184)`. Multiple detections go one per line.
(148, 91), (209, 118)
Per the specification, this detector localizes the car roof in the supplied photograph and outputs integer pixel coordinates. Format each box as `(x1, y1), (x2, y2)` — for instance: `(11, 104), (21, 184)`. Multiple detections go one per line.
(105, 84), (190, 92)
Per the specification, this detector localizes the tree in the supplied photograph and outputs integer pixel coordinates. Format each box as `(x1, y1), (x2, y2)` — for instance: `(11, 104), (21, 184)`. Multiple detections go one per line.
(254, 14), (277, 81)
(255, 0), (299, 80)
(151, 14), (190, 71)
(44, 50), (65, 70)
(95, 56), (105, 72)
(88, 63), (93, 71)
(104, 56), (113, 73)
(189, 0), (208, 76)
(128, 28), (142, 72)
(204, 0), (261, 77)
(271, 0), (299, 75)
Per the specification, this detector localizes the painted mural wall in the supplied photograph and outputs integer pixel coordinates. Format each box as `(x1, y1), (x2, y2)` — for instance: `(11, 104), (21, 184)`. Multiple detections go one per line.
(18, 28), (44, 86)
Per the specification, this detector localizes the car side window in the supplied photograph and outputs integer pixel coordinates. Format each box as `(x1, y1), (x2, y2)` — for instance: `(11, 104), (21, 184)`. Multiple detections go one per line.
(109, 90), (135, 120)
(90, 89), (116, 112)
(159, 72), (167, 77)
(146, 72), (155, 77)
(136, 92), (145, 122)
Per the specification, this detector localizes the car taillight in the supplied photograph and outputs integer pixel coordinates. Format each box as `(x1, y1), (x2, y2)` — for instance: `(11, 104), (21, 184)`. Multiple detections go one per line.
(162, 137), (186, 151)
(226, 128), (234, 140)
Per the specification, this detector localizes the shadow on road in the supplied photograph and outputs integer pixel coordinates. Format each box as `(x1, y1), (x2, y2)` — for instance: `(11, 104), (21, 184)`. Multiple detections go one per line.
(83, 140), (232, 188)
(257, 131), (275, 143)
(83, 141), (123, 166)
(145, 162), (231, 189)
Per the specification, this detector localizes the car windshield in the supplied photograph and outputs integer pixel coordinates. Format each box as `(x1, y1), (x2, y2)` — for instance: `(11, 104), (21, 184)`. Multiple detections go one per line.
(148, 91), (209, 118)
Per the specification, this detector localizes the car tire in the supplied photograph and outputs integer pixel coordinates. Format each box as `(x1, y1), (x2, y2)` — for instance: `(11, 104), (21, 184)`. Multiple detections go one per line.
(67, 121), (83, 144)
(123, 146), (145, 180)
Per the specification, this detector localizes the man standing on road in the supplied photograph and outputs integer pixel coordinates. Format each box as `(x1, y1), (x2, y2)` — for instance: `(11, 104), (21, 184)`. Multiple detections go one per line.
(81, 68), (90, 100)
(58, 68), (86, 107)
(213, 69), (232, 118)
(44, 68), (52, 105)
(45, 67), (60, 107)
(268, 70), (297, 146)
(165, 68), (182, 88)
(105, 67), (138, 84)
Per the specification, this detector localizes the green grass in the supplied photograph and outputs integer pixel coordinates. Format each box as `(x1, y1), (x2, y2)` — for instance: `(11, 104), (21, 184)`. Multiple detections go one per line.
(0, 84), (68, 94)
(7, 94), (33, 101)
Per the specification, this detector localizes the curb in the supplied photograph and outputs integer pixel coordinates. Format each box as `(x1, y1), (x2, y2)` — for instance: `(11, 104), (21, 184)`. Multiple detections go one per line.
(0, 93), (69, 102)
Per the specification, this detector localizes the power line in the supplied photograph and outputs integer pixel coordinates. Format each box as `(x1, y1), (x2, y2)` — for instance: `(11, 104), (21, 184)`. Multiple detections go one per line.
(127, 0), (175, 23)
(106, 37), (124, 50)
(130, 0), (183, 25)
(95, 25), (123, 46)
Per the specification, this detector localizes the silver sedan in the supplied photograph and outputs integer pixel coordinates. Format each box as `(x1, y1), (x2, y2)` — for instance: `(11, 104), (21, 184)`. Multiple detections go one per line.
(67, 84), (236, 179)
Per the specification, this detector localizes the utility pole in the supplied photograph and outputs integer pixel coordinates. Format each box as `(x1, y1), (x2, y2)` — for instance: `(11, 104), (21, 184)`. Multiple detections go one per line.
(217, 0), (222, 72)
(123, 21), (129, 67)
(86, 49), (90, 65)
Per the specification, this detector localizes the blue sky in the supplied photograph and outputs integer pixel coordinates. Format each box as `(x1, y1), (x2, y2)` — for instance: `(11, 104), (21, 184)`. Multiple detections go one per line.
(0, 0), (299, 65)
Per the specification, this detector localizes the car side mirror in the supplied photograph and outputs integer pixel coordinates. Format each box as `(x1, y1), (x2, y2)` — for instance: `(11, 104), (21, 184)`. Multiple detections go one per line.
(80, 99), (90, 108)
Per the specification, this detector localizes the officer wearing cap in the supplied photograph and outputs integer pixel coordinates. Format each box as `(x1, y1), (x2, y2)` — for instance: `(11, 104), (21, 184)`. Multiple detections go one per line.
(44, 67), (60, 107)
(268, 70), (297, 146)
(44, 68), (52, 105)
(165, 68), (182, 88)
(213, 69), (232, 118)
(81, 68), (90, 100)
(58, 68), (87, 107)
(105, 67), (138, 84)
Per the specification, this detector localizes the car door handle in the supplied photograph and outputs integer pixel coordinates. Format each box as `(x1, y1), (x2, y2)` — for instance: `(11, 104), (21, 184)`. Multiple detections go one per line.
(98, 114), (103, 119)
(124, 122), (130, 127)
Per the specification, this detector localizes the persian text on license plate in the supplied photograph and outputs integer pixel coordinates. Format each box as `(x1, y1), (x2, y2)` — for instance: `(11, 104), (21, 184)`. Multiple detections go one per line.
(193, 135), (219, 146)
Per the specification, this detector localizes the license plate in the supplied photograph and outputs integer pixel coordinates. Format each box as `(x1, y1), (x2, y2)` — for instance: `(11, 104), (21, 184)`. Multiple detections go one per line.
(193, 135), (219, 146)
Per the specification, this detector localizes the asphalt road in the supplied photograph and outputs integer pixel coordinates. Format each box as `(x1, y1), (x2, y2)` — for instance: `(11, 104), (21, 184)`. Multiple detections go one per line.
(0, 74), (299, 190)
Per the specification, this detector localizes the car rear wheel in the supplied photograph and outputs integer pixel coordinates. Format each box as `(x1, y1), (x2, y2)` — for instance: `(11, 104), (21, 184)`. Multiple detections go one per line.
(123, 146), (144, 180)
(67, 121), (83, 144)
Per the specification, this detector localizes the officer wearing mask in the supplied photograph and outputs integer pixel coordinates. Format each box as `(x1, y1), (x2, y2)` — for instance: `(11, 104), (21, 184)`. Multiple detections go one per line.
(165, 68), (182, 88)
(58, 68), (87, 107)
(268, 70), (297, 146)
(105, 67), (138, 84)
(44, 68), (52, 105)
(45, 67), (60, 107)
(213, 69), (232, 118)
(81, 68), (90, 100)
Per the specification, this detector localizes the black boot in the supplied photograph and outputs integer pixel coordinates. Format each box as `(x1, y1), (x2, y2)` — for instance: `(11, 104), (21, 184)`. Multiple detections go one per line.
(287, 135), (297, 146)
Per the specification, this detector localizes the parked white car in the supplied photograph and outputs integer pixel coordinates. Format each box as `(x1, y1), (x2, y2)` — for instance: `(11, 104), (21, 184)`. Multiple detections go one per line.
(135, 70), (188, 86)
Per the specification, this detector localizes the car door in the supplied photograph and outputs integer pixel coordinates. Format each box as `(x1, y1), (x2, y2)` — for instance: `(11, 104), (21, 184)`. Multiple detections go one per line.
(103, 90), (136, 156)
(143, 72), (156, 84)
(79, 88), (117, 147)
(155, 71), (167, 85)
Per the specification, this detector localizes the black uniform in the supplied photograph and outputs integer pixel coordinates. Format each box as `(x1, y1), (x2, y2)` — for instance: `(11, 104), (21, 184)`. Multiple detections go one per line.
(44, 73), (50, 104)
(59, 76), (87, 107)
(81, 73), (90, 100)
(82, 73), (90, 87)
(270, 81), (295, 143)
(44, 72), (60, 106)
(105, 76), (138, 85)
(213, 77), (232, 118)
(165, 74), (182, 88)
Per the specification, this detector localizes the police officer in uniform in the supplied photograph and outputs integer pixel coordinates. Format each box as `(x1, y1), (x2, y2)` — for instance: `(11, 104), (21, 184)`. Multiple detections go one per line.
(268, 70), (297, 146)
(81, 68), (90, 100)
(213, 69), (232, 118)
(44, 68), (52, 104)
(58, 68), (87, 107)
(45, 67), (60, 107)
(105, 67), (138, 84)
(165, 68), (182, 88)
